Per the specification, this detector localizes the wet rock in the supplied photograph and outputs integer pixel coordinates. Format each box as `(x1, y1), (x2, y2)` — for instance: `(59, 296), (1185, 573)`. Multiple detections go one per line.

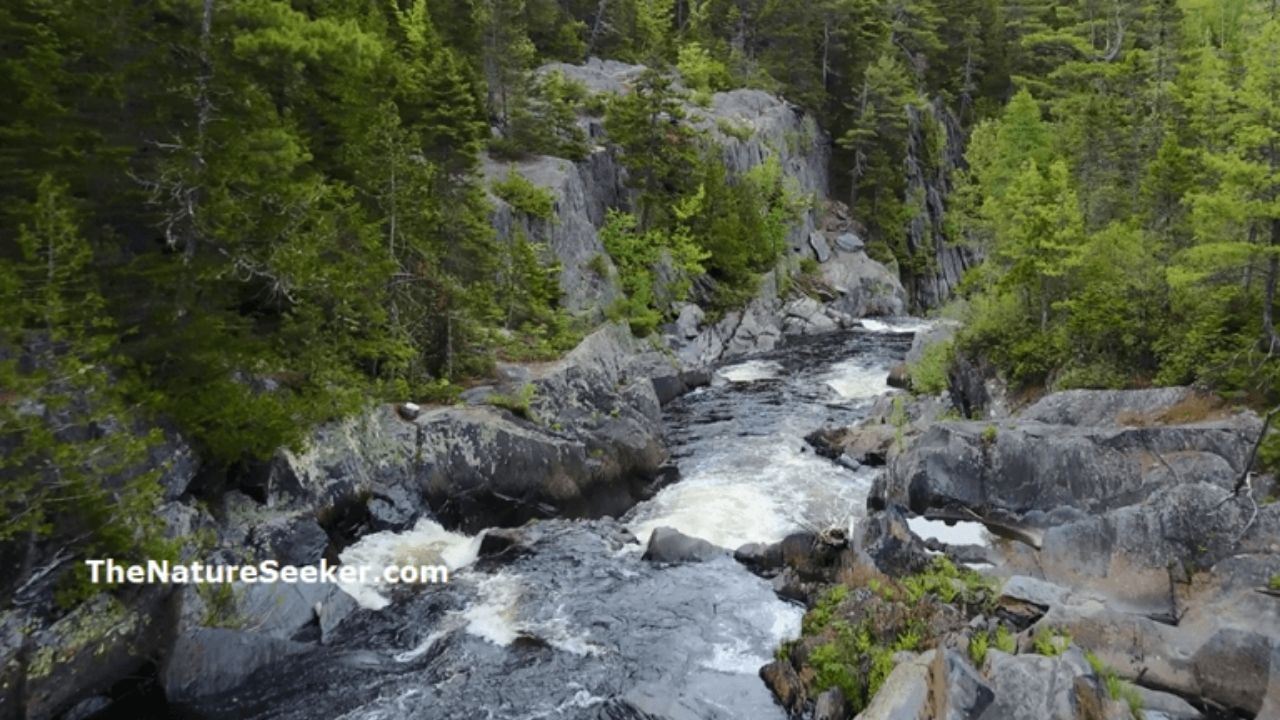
(162, 628), (311, 705)
(760, 660), (806, 713)
(812, 687), (849, 720)
(929, 649), (994, 720)
(642, 527), (724, 563)
(1018, 387), (1199, 427)
(806, 424), (896, 467)
(734, 541), (784, 573)
(887, 363), (912, 390)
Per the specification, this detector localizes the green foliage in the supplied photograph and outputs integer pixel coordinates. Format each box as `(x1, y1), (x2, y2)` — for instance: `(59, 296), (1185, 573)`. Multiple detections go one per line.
(981, 425), (998, 445)
(993, 624), (1016, 654)
(492, 171), (557, 219)
(678, 42), (731, 94)
(969, 631), (990, 665)
(493, 70), (592, 160)
(1032, 627), (1072, 657)
(485, 383), (539, 421)
(1270, 574), (1280, 591)
(802, 584), (849, 634)
(901, 556), (996, 608)
(496, 230), (579, 360)
(715, 119), (753, 142)
(909, 340), (954, 396)
(1087, 652), (1145, 720)
(1, 177), (174, 580)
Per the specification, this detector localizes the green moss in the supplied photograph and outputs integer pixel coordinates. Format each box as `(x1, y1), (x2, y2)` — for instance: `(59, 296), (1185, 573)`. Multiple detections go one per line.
(491, 171), (556, 219)
(1270, 574), (1280, 591)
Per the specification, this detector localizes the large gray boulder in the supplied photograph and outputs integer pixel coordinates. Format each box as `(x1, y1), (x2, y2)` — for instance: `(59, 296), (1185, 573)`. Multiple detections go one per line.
(979, 648), (1096, 720)
(820, 248), (907, 317)
(162, 628), (311, 705)
(879, 410), (1258, 519)
(642, 527), (725, 563)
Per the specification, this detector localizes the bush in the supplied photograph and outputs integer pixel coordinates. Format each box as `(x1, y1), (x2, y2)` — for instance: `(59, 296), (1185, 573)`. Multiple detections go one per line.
(909, 339), (954, 395)
(492, 171), (556, 219)
(1032, 627), (1071, 656)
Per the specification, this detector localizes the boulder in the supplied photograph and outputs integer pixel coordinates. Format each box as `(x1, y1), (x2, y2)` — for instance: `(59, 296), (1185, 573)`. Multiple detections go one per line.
(929, 649), (995, 720)
(857, 651), (934, 720)
(642, 527), (724, 563)
(905, 320), (960, 368)
(834, 232), (865, 253)
(162, 628), (311, 705)
(813, 687), (850, 720)
(781, 297), (840, 337)
(980, 648), (1095, 720)
(856, 506), (931, 577)
(760, 660), (805, 713)
(820, 250), (907, 318)
(809, 231), (833, 263)
(250, 515), (330, 567)
(887, 363), (912, 390)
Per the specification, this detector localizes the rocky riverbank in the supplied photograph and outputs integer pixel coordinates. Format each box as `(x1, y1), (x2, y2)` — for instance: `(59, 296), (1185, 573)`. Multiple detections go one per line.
(763, 331), (1280, 718)
(0, 58), (908, 720)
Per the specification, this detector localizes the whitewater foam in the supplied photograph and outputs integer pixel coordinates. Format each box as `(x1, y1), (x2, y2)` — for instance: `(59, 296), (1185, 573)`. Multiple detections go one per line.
(336, 517), (482, 610)
(714, 359), (784, 384)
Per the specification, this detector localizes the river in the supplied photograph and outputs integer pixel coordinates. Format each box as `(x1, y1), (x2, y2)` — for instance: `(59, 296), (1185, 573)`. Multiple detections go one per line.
(188, 321), (923, 720)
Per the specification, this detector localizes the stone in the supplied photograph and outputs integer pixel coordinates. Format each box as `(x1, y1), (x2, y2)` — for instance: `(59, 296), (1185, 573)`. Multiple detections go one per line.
(733, 542), (784, 573)
(887, 363), (912, 390)
(820, 250), (907, 318)
(929, 649), (994, 720)
(642, 527), (724, 563)
(809, 231), (833, 263)
(759, 660), (805, 713)
(1000, 576), (1073, 610)
(396, 402), (421, 420)
(980, 648), (1094, 720)
(857, 506), (931, 577)
(162, 628), (311, 705)
(813, 687), (850, 720)
(673, 302), (704, 340)
(858, 651), (933, 720)
(232, 581), (344, 641)
(834, 232), (864, 253)
(251, 515), (330, 567)
(905, 320), (960, 368)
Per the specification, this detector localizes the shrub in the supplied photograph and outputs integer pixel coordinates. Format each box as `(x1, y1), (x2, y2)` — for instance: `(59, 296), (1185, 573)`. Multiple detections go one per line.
(909, 339), (954, 395)
(969, 632), (990, 665)
(492, 171), (556, 220)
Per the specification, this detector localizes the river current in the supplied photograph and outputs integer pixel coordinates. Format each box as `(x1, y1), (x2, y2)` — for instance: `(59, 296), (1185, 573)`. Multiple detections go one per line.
(193, 321), (924, 720)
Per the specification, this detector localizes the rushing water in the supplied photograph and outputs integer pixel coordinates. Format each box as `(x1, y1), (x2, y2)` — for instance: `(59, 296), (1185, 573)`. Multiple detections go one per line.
(195, 322), (919, 720)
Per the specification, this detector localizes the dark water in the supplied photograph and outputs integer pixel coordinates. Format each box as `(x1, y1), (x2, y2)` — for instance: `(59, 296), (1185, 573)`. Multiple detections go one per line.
(186, 323), (919, 720)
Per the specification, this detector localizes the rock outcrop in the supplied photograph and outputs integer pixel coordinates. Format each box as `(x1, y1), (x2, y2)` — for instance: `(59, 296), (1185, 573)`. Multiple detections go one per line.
(789, 385), (1280, 718)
